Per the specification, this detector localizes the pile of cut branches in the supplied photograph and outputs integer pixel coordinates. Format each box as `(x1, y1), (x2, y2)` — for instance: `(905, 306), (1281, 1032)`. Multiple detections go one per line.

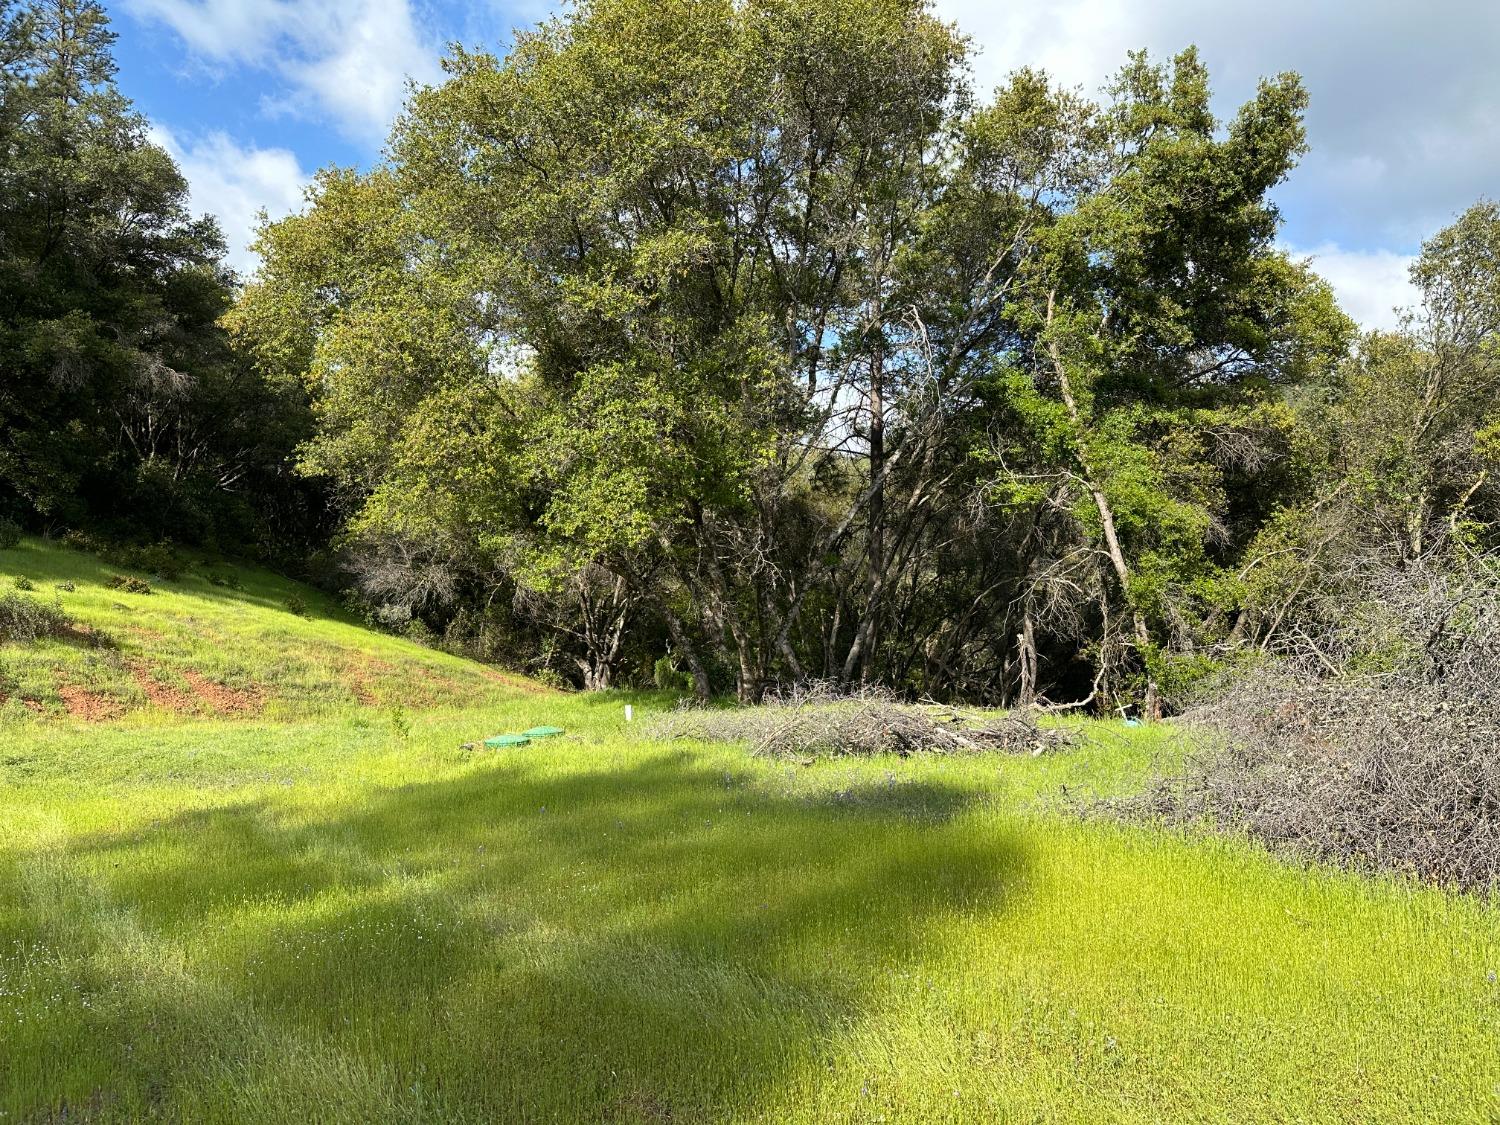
(648, 682), (1073, 760)
(1121, 557), (1500, 892)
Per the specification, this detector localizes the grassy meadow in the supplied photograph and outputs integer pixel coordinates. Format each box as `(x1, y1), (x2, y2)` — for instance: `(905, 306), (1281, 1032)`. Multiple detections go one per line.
(1, 540), (1498, 1123)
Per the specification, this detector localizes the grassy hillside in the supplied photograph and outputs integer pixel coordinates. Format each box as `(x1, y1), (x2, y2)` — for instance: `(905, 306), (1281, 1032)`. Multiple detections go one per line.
(2, 541), (1498, 1122)
(0, 538), (536, 722)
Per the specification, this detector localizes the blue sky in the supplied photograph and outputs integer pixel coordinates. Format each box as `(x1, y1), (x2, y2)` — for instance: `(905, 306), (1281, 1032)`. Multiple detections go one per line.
(103, 0), (1500, 329)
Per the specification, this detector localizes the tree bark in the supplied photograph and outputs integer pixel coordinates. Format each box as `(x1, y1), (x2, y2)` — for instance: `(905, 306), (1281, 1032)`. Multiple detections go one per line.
(1044, 290), (1158, 718)
(660, 602), (712, 701)
(863, 312), (885, 683)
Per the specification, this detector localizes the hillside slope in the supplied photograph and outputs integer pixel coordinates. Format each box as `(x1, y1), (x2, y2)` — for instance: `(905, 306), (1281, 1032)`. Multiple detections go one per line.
(0, 537), (541, 722)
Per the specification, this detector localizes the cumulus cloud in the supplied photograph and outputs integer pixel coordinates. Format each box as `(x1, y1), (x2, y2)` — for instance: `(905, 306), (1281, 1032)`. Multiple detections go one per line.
(934, 0), (1500, 252)
(126, 0), (443, 142)
(1287, 243), (1419, 332)
(151, 124), (311, 275)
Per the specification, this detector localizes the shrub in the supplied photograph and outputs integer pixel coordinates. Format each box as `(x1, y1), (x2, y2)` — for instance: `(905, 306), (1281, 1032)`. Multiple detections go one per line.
(285, 594), (308, 617)
(653, 655), (693, 693)
(0, 517), (21, 550)
(207, 573), (243, 591)
(61, 529), (102, 553)
(12, 576), (33, 592)
(387, 705), (411, 740)
(0, 593), (73, 643)
(649, 682), (1072, 759)
(60, 532), (187, 580)
(112, 542), (187, 581)
(105, 574), (153, 595)
(402, 618), (435, 644)
(54, 581), (75, 592)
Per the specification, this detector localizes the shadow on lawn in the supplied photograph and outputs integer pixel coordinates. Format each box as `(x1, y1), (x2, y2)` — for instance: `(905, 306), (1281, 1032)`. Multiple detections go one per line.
(12, 752), (1027, 1121)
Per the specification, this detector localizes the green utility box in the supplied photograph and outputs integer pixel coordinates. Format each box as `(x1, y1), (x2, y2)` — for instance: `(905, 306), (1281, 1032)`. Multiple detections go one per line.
(483, 734), (531, 748)
(521, 726), (566, 739)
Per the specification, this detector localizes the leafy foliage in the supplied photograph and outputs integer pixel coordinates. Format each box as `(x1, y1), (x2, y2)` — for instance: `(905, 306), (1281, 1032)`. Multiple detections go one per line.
(236, 0), (1359, 706)
(0, 1), (323, 557)
(0, 591), (72, 642)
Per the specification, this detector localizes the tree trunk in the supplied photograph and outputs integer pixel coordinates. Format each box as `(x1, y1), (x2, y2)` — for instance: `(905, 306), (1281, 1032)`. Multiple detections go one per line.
(863, 316), (885, 683)
(661, 603), (712, 701)
(1017, 611), (1037, 709)
(1045, 290), (1157, 718)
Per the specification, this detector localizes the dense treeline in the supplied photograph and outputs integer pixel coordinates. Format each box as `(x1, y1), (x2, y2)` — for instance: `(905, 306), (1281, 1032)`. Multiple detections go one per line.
(6, 0), (1497, 710)
(0, 0), (323, 558)
(236, 0), (1498, 707)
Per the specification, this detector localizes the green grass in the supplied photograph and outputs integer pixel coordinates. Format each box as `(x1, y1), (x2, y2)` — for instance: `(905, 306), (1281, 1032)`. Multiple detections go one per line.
(2, 540), (1498, 1122)
(0, 538), (534, 722)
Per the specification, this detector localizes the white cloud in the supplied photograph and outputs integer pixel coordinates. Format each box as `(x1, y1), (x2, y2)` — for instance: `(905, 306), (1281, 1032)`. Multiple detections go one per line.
(151, 124), (311, 275)
(935, 0), (1500, 251)
(126, 0), (443, 142)
(1289, 243), (1419, 332)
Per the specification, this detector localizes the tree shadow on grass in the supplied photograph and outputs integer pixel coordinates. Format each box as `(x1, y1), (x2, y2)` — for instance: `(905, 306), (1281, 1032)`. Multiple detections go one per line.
(8, 752), (1027, 1122)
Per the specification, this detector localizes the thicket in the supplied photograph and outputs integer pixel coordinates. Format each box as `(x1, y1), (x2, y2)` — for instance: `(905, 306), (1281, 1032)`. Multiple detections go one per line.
(0, 1), (328, 562)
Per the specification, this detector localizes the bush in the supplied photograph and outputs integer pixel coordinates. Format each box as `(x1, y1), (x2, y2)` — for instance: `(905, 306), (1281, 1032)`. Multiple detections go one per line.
(111, 542), (187, 581)
(0, 517), (20, 550)
(402, 618), (435, 644)
(653, 655), (693, 694)
(54, 581), (75, 592)
(12, 576), (33, 592)
(105, 574), (152, 595)
(60, 532), (187, 580)
(207, 573), (243, 591)
(0, 593), (73, 643)
(285, 593), (308, 617)
(61, 529), (103, 553)
(648, 682), (1072, 759)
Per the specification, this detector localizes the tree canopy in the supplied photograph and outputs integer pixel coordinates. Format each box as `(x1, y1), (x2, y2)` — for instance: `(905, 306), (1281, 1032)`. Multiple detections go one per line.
(0, 0), (321, 554)
(9, 0), (1497, 710)
(235, 0), (1377, 706)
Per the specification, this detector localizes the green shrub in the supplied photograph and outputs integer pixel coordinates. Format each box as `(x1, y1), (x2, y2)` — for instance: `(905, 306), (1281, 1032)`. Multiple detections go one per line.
(61, 532), (187, 580)
(61, 529), (102, 553)
(54, 581), (75, 592)
(112, 542), (187, 581)
(12, 576), (33, 592)
(207, 573), (243, 591)
(285, 594), (308, 617)
(0, 593), (73, 643)
(0, 517), (21, 550)
(387, 705), (411, 740)
(654, 654), (693, 693)
(403, 618), (435, 645)
(105, 574), (153, 595)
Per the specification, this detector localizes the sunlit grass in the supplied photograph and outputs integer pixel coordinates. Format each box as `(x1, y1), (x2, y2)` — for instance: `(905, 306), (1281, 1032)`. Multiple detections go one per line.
(1, 542), (1497, 1122)
(0, 538), (534, 721)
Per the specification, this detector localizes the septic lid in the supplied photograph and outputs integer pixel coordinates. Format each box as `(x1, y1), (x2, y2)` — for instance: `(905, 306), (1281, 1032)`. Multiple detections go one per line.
(483, 734), (531, 747)
(522, 726), (565, 738)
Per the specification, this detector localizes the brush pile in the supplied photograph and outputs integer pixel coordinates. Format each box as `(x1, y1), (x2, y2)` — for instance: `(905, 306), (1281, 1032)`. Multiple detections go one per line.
(1124, 558), (1500, 892)
(648, 682), (1073, 759)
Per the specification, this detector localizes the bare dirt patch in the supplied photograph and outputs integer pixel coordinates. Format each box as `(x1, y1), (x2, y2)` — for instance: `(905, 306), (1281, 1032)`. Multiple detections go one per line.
(182, 669), (264, 716)
(57, 684), (128, 721)
(130, 662), (199, 713)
